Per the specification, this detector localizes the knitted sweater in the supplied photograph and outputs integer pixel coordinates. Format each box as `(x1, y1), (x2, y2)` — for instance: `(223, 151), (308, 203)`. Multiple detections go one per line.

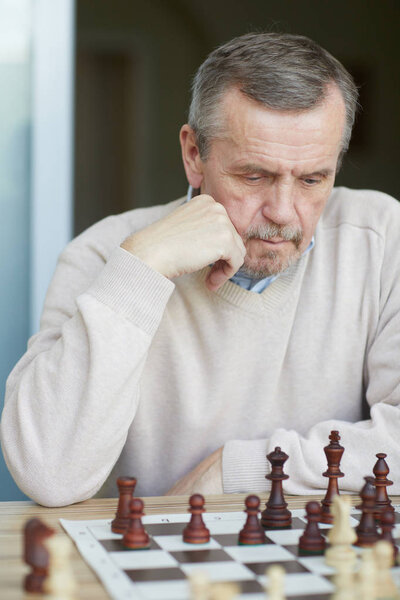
(2, 187), (400, 507)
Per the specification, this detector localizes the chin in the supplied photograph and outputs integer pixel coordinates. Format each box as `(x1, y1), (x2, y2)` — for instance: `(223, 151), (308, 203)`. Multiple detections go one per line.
(242, 250), (301, 278)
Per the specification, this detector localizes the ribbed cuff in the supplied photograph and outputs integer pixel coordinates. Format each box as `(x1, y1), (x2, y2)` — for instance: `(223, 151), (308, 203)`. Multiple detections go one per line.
(222, 439), (271, 494)
(87, 247), (175, 337)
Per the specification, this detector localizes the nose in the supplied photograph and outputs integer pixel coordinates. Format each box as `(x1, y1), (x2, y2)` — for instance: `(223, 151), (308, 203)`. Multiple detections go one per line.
(260, 182), (296, 226)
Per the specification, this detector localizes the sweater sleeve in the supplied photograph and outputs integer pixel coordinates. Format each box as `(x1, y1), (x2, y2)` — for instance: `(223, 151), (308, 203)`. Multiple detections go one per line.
(223, 205), (400, 496)
(0, 245), (175, 507)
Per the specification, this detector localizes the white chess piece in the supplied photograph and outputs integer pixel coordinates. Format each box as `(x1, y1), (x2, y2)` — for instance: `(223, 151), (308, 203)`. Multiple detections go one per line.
(373, 540), (399, 599)
(210, 581), (239, 599)
(265, 564), (286, 600)
(330, 557), (356, 600)
(43, 535), (77, 600)
(325, 495), (357, 569)
(356, 548), (376, 600)
(189, 570), (211, 600)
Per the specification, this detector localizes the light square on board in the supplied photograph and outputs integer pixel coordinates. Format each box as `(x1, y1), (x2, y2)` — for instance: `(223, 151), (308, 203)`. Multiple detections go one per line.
(110, 549), (178, 570)
(225, 543), (295, 564)
(154, 534), (221, 551)
(181, 560), (255, 582)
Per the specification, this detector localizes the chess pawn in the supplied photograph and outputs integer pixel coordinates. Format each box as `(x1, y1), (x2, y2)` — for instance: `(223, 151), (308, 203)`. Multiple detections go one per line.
(355, 476), (379, 547)
(111, 476), (137, 533)
(122, 498), (151, 549)
(320, 431), (345, 524)
(298, 501), (326, 555)
(325, 495), (357, 568)
(183, 494), (210, 544)
(189, 570), (211, 600)
(266, 564), (286, 600)
(261, 447), (292, 529)
(44, 535), (77, 600)
(238, 495), (267, 545)
(23, 518), (55, 593)
(373, 540), (399, 599)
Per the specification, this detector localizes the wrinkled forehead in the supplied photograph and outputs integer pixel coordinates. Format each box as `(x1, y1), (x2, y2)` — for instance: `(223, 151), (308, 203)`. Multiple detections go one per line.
(214, 85), (346, 156)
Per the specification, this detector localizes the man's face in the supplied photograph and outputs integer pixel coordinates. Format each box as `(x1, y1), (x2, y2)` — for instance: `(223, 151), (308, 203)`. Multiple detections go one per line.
(197, 86), (346, 277)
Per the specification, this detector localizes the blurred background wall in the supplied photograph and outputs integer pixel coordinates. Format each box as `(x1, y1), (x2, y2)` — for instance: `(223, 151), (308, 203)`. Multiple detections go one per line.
(1, 0), (399, 500)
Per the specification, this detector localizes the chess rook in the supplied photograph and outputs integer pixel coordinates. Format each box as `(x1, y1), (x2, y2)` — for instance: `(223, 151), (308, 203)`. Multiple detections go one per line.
(298, 501), (326, 555)
(238, 495), (267, 545)
(373, 453), (394, 522)
(111, 476), (137, 534)
(320, 430), (344, 524)
(261, 447), (292, 529)
(355, 476), (379, 547)
(183, 494), (210, 544)
(122, 498), (151, 550)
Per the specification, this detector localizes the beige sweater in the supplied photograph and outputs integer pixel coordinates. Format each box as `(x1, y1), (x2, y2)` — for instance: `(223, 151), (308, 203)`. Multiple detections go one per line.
(2, 187), (400, 507)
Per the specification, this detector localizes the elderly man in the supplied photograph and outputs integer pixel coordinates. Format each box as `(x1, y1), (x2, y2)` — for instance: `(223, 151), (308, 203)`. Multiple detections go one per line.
(2, 32), (400, 507)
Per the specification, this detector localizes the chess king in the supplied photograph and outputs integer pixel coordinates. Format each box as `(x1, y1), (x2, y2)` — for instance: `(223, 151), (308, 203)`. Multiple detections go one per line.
(2, 32), (400, 506)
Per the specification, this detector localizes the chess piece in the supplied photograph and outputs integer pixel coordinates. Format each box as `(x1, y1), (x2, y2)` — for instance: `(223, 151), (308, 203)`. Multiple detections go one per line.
(238, 495), (267, 545)
(111, 476), (137, 533)
(330, 558), (356, 600)
(23, 518), (55, 593)
(356, 548), (376, 600)
(373, 453), (394, 521)
(210, 582), (239, 599)
(373, 540), (400, 599)
(266, 564), (286, 600)
(189, 570), (211, 600)
(325, 495), (357, 568)
(355, 476), (379, 547)
(122, 498), (151, 549)
(44, 535), (77, 599)
(380, 508), (398, 563)
(320, 430), (345, 524)
(261, 447), (292, 529)
(298, 501), (326, 555)
(183, 494), (210, 544)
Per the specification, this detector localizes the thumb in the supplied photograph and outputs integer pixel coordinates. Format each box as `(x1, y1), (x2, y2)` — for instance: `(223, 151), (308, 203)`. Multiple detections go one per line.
(205, 260), (233, 291)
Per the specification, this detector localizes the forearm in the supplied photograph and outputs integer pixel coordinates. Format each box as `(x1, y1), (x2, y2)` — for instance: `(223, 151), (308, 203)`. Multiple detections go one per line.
(1, 249), (174, 506)
(222, 403), (400, 495)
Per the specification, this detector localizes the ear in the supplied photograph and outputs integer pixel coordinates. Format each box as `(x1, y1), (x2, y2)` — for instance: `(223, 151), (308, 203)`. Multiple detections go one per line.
(179, 124), (204, 189)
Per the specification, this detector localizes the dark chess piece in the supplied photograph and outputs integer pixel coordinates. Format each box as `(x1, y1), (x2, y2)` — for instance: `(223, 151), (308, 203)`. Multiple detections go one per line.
(183, 494), (210, 544)
(261, 447), (292, 529)
(23, 518), (55, 593)
(373, 453), (394, 522)
(122, 498), (151, 549)
(111, 476), (137, 533)
(320, 430), (345, 524)
(380, 508), (398, 564)
(238, 495), (267, 545)
(298, 501), (326, 555)
(355, 476), (379, 547)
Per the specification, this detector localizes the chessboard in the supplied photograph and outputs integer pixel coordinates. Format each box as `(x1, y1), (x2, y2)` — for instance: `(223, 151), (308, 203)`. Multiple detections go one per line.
(60, 504), (400, 600)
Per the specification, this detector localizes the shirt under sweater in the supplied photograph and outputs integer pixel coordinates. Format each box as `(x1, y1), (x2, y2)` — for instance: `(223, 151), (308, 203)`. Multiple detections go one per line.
(1, 186), (400, 507)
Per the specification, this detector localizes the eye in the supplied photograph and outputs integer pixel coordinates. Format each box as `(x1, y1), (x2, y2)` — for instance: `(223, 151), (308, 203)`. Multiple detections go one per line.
(245, 176), (262, 182)
(303, 178), (320, 186)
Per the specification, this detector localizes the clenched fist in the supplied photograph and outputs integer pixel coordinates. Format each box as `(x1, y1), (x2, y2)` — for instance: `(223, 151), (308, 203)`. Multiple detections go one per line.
(121, 195), (246, 291)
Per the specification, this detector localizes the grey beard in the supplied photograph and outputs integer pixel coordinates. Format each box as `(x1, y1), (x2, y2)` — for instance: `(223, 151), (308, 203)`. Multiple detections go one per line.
(240, 222), (304, 278)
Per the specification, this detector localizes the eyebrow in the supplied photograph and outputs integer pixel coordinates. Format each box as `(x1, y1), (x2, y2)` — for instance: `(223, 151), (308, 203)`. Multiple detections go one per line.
(233, 164), (335, 178)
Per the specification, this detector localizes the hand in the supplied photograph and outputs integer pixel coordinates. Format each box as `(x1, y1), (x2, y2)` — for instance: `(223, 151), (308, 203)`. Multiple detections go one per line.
(165, 447), (223, 496)
(121, 195), (246, 291)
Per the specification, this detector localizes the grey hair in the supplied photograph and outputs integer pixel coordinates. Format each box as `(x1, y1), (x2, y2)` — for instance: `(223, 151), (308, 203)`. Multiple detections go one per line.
(188, 32), (359, 167)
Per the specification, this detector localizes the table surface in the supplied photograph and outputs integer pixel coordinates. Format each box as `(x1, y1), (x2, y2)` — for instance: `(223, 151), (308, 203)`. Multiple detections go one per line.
(1, 493), (396, 599)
